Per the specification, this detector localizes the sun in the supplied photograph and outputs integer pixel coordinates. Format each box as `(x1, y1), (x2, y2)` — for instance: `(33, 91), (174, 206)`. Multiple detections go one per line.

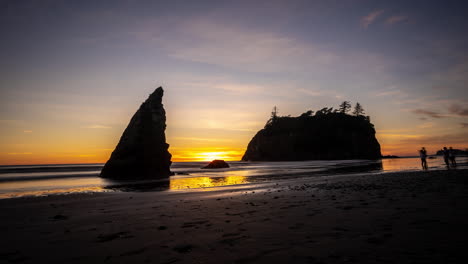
(198, 151), (227, 161)
(170, 148), (245, 162)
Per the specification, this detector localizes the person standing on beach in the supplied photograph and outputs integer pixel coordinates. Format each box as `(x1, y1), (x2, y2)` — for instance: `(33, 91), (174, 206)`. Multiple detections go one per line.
(449, 147), (457, 167)
(419, 147), (428, 170)
(442, 147), (450, 167)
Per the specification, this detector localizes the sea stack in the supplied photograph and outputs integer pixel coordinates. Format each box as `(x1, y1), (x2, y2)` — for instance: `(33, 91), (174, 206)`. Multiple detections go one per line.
(202, 160), (230, 169)
(242, 111), (381, 161)
(100, 87), (172, 179)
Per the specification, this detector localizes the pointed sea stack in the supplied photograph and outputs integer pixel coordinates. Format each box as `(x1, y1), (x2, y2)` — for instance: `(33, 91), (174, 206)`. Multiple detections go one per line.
(100, 87), (172, 179)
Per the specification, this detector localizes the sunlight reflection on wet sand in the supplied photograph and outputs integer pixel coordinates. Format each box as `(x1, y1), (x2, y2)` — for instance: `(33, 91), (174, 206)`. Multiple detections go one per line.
(170, 175), (249, 190)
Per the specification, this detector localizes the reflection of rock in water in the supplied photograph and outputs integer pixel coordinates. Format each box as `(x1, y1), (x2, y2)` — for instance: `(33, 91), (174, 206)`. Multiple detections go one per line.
(104, 179), (170, 192)
(326, 161), (383, 174)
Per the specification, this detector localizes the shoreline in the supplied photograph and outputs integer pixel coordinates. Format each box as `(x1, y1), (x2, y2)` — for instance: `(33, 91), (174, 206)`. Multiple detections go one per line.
(1, 169), (467, 263)
(1, 166), (465, 200)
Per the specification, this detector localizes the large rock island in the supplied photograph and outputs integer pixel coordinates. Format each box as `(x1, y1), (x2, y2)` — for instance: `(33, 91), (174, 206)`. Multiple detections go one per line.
(242, 105), (381, 161)
(100, 87), (172, 179)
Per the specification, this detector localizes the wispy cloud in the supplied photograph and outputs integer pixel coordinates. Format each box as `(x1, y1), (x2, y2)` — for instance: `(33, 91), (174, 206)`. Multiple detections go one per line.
(165, 19), (338, 73)
(412, 109), (444, 119)
(448, 104), (468, 116)
(417, 122), (434, 129)
(374, 88), (407, 98)
(385, 15), (408, 25)
(398, 132), (468, 146)
(23, 130), (32, 133)
(130, 17), (346, 73)
(84, 125), (112, 129)
(296, 88), (323, 97)
(361, 10), (384, 28)
(180, 80), (266, 95)
(173, 137), (233, 142)
(7, 152), (32, 155)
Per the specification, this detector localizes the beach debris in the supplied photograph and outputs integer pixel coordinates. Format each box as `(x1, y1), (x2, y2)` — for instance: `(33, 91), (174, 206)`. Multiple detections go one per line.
(202, 160), (230, 169)
(100, 87), (172, 179)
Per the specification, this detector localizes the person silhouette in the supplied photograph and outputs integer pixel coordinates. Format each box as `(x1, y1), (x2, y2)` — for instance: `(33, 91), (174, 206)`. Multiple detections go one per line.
(449, 147), (456, 167)
(442, 147), (450, 167)
(419, 147), (428, 170)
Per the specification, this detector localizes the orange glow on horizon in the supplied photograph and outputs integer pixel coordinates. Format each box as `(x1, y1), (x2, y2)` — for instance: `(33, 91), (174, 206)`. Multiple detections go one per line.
(0, 147), (245, 165)
(170, 148), (245, 162)
(1, 136), (466, 165)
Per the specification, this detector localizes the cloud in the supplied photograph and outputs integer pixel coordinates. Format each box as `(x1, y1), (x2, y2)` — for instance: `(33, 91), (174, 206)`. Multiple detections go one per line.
(172, 137), (233, 142)
(412, 109), (444, 119)
(448, 104), (468, 116)
(461, 122), (468, 128)
(417, 122), (434, 129)
(84, 125), (112, 129)
(165, 19), (338, 72)
(361, 10), (384, 28)
(23, 130), (33, 133)
(374, 88), (407, 98)
(180, 80), (266, 95)
(7, 152), (32, 155)
(130, 17), (348, 73)
(398, 132), (468, 146)
(296, 88), (323, 97)
(385, 15), (408, 25)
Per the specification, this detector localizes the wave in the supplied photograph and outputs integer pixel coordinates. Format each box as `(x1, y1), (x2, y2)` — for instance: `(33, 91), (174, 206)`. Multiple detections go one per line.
(0, 164), (104, 174)
(0, 172), (101, 182)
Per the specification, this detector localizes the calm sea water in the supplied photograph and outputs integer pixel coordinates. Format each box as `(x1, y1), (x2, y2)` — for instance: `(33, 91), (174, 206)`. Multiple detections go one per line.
(0, 157), (466, 199)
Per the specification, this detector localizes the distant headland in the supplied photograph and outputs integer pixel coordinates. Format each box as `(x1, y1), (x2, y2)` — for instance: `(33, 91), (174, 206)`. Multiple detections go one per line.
(435, 149), (468, 156)
(242, 102), (382, 161)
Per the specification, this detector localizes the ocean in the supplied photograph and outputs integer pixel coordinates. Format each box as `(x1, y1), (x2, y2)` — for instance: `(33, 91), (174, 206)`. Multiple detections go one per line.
(0, 157), (466, 199)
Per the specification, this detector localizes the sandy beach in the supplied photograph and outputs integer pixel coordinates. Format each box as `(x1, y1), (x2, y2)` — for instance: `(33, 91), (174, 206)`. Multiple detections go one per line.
(1, 169), (467, 264)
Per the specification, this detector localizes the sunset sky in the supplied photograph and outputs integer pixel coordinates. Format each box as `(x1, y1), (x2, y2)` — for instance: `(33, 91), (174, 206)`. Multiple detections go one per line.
(1, 0), (468, 165)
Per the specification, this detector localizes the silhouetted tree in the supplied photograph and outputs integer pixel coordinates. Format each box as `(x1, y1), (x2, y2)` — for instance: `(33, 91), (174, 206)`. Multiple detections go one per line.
(353, 102), (365, 116)
(300, 110), (314, 117)
(266, 106), (279, 127)
(271, 106), (278, 119)
(316, 107), (334, 115)
(338, 101), (351, 114)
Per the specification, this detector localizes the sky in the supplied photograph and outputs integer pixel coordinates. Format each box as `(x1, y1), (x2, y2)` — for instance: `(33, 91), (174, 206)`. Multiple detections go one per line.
(1, 0), (468, 164)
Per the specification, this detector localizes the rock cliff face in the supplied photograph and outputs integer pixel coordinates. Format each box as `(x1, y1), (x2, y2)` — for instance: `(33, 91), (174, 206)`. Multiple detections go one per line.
(100, 87), (172, 179)
(242, 113), (381, 161)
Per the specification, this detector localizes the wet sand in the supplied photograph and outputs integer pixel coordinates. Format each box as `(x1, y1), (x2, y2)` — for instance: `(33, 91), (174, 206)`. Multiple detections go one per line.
(1, 169), (467, 263)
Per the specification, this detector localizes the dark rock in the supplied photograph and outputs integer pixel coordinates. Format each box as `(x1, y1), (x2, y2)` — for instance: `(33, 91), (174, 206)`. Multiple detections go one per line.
(242, 112), (381, 161)
(100, 87), (172, 179)
(435, 149), (467, 156)
(202, 160), (230, 169)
